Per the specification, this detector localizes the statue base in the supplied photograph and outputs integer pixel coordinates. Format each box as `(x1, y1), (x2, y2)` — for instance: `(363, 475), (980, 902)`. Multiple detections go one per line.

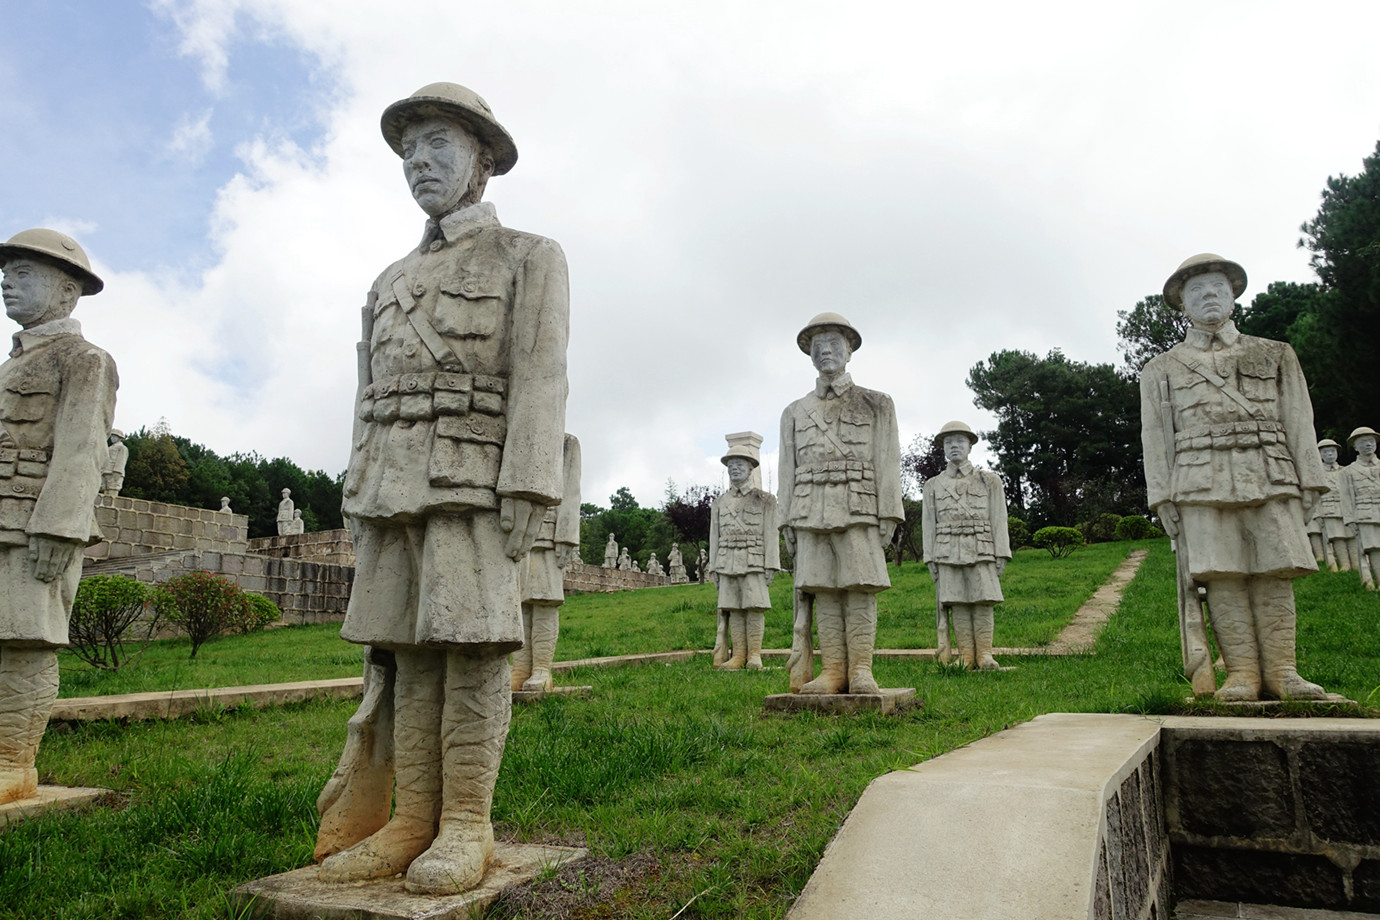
(232, 842), (586, 919)
(512, 686), (592, 704)
(0, 785), (107, 829)
(1185, 692), (1358, 710)
(764, 688), (918, 715)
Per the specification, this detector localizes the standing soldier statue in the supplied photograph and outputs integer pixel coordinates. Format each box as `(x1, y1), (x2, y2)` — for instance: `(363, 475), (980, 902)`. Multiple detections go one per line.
(1140, 254), (1327, 701)
(922, 421), (1010, 670)
(1342, 426), (1380, 589)
(602, 532), (618, 568)
(101, 429), (128, 496)
(1308, 439), (1347, 571)
(0, 229), (116, 802)
(779, 313), (902, 694)
(511, 434), (580, 693)
(314, 83), (569, 895)
(708, 444), (779, 670)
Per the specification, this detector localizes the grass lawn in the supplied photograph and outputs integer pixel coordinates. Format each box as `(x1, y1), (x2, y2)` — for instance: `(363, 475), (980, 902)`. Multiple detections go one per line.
(8, 539), (1378, 919)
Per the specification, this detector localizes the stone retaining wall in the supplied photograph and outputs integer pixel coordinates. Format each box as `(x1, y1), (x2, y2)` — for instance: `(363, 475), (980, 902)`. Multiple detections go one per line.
(84, 494), (248, 562)
(83, 549), (353, 627)
(247, 528), (355, 565)
(563, 562), (671, 593)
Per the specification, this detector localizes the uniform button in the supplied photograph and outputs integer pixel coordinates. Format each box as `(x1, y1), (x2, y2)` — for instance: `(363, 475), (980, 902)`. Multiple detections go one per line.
(428, 240), (443, 252)
(404, 344), (417, 357)
(412, 282), (427, 296)
(11, 484), (23, 493)
(462, 280), (477, 294)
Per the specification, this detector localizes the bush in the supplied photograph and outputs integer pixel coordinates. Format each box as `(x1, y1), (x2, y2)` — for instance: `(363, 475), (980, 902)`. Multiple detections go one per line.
(1007, 515), (1030, 549)
(69, 575), (173, 670)
(1114, 515), (1155, 541)
(1078, 513), (1121, 544)
(160, 571), (246, 658)
(237, 593), (282, 634)
(1032, 526), (1084, 559)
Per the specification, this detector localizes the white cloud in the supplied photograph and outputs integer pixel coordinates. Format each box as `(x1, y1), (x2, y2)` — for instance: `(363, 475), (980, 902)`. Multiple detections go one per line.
(165, 109), (214, 164)
(149, 0), (244, 94)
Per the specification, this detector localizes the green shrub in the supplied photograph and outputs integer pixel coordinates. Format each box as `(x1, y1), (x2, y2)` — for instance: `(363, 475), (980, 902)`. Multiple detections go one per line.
(1078, 513), (1121, 544)
(69, 575), (173, 670)
(237, 593), (282, 634)
(1032, 526), (1084, 559)
(161, 572), (246, 658)
(1007, 515), (1030, 549)
(1115, 515), (1154, 541)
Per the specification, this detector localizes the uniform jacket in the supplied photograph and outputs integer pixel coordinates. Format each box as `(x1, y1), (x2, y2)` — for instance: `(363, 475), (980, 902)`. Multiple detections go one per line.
(1314, 464), (1344, 520)
(1139, 323), (1326, 510)
(778, 373), (903, 532)
(922, 461), (1010, 566)
(708, 484), (780, 576)
(0, 325), (117, 547)
(531, 434), (581, 553)
(343, 203), (569, 521)
(1342, 456), (1380, 527)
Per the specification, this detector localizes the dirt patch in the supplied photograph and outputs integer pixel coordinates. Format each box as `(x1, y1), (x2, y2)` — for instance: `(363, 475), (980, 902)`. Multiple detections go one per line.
(485, 846), (673, 920)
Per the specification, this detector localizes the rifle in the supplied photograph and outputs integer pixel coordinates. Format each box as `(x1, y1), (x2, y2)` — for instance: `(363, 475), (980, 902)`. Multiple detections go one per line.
(787, 587), (815, 692)
(1160, 379), (1215, 697)
(936, 593), (953, 665)
(712, 610), (731, 667)
(315, 647), (396, 861)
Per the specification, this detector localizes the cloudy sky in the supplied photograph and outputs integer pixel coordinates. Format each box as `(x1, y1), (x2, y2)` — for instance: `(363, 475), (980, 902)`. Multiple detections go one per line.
(2, 1), (1377, 510)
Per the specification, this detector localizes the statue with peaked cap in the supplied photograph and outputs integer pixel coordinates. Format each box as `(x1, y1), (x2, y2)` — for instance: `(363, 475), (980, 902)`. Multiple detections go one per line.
(708, 442), (779, 670)
(922, 421), (1010, 670)
(779, 313), (903, 693)
(313, 83), (568, 895)
(0, 228), (117, 803)
(1341, 426), (1380, 588)
(1140, 254), (1328, 701)
(1308, 438), (1349, 572)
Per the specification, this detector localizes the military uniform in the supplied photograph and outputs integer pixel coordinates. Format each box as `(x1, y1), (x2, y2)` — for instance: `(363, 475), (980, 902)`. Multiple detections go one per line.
(1311, 464), (1346, 540)
(0, 322), (117, 647)
(708, 484), (779, 611)
(341, 201), (568, 652)
(922, 460), (1009, 606)
(1342, 456), (1380, 551)
(512, 434), (579, 692)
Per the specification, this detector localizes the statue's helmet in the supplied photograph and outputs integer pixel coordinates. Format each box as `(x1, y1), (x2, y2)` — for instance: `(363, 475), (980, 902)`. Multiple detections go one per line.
(381, 82), (518, 176)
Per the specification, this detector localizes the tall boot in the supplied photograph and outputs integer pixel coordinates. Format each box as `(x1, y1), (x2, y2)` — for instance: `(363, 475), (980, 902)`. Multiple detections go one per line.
(406, 652), (510, 895)
(510, 606), (534, 692)
(951, 605), (978, 670)
(0, 646), (58, 803)
(1309, 533), (1327, 567)
(1349, 539), (1364, 579)
(844, 592), (879, 694)
(1323, 538), (1339, 572)
(319, 649), (443, 882)
(1364, 551), (1379, 590)
(974, 605), (1000, 670)
(1205, 580), (1261, 701)
(800, 593), (848, 693)
(719, 612), (747, 670)
(745, 611), (765, 669)
(1253, 578), (1327, 700)
(521, 607), (559, 692)
(711, 611), (731, 667)
(1332, 537), (1351, 572)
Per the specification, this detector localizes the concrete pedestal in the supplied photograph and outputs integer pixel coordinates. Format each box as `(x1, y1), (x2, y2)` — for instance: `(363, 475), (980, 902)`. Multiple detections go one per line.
(0, 785), (107, 829)
(512, 686), (592, 704)
(764, 687), (917, 715)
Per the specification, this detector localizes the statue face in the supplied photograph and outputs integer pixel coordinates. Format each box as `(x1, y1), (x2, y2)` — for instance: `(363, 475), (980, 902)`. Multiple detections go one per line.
(943, 433), (972, 463)
(1182, 270), (1234, 327)
(401, 116), (481, 218)
(1, 258), (76, 327)
(1357, 435), (1377, 458)
(726, 457), (753, 485)
(1320, 445), (1339, 465)
(810, 330), (851, 376)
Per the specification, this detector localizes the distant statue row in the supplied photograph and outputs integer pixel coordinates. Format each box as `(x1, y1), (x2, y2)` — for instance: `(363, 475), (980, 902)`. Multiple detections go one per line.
(1309, 428), (1380, 588)
(601, 532), (694, 583)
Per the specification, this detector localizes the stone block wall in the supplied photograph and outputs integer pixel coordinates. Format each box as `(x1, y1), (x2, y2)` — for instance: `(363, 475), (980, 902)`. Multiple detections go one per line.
(563, 562), (672, 593)
(83, 549), (353, 627)
(247, 528), (355, 565)
(1162, 719), (1380, 913)
(1092, 745), (1171, 920)
(84, 494), (248, 562)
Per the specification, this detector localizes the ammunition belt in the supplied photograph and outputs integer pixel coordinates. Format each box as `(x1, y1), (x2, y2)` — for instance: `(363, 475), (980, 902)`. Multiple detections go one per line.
(793, 460), (874, 484)
(1174, 419), (1284, 452)
(0, 447), (50, 489)
(936, 520), (991, 537)
(358, 372), (506, 424)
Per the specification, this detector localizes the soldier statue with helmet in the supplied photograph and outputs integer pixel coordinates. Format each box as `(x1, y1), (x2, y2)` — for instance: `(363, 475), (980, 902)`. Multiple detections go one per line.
(1342, 425), (1380, 589)
(1307, 438), (1348, 571)
(708, 442), (779, 670)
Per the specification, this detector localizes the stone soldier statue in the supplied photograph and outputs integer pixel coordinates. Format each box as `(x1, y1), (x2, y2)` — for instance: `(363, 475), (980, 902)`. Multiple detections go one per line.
(289, 509), (305, 535)
(1140, 254), (1327, 701)
(1308, 438), (1348, 571)
(0, 228), (116, 803)
(617, 547), (631, 571)
(646, 551), (664, 576)
(709, 444), (780, 670)
(219, 496), (232, 513)
(696, 546), (709, 583)
(100, 429), (128, 496)
(668, 542), (687, 583)
(602, 532), (618, 568)
(275, 487), (294, 536)
(779, 312), (903, 694)
(512, 433), (580, 692)
(922, 421), (1010, 670)
(1342, 426), (1380, 589)
(314, 83), (569, 896)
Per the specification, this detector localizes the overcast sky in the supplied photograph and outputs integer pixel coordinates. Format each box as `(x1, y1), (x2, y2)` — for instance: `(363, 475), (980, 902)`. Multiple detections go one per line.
(2, 1), (1377, 510)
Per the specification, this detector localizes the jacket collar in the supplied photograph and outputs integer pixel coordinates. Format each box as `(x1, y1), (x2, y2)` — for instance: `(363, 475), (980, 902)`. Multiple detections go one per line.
(1184, 320), (1240, 350)
(420, 201), (500, 250)
(11, 317), (81, 357)
(814, 372), (853, 399)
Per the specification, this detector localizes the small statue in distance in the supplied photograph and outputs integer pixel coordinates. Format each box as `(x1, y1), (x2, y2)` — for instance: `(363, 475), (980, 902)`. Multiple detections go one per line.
(708, 444), (779, 670)
(602, 532), (618, 568)
(101, 429), (128, 496)
(1308, 438), (1348, 572)
(276, 488), (294, 536)
(1342, 426), (1380, 589)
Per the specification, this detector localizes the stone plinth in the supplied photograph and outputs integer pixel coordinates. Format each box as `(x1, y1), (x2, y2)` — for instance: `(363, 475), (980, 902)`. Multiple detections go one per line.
(561, 562), (670, 593)
(764, 688), (917, 715)
(84, 494), (248, 562)
(51, 677), (366, 722)
(0, 785), (107, 828)
(512, 686), (592, 705)
(233, 842), (585, 919)
(247, 528), (356, 566)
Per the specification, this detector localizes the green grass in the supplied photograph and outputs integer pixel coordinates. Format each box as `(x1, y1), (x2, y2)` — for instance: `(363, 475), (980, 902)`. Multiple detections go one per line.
(10, 539), (1379, 919)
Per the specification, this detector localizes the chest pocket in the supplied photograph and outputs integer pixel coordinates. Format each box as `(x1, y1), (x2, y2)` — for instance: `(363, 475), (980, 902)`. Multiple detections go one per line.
(434, 272), (504, 338)
(1, 375), (55, 423)
(838, 404), (872, 447)
(1172, 375), (1214, 412)
(1237, 357), (1279, 404)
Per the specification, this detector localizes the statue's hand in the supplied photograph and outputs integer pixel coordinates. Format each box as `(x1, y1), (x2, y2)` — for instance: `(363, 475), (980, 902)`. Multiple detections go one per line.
(782, 526), (796, 556)
(926, 563), (938, 581)
(996, 557), (1008, 576)
(1301, 489), (1320, 520)
(29, 535), (78, 582)
(556, 544), (578, 567)
(500, 497), (545, 561)
(1158, 501), (1180, 540)
(879, 520), (897, 544)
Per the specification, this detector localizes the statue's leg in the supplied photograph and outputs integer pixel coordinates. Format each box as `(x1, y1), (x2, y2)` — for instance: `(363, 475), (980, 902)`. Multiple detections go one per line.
(843, 591), (879, 694)
(799, 592), (847, 694)
(1204, 579), (1261, 701)
(406, 650), (510, 895)
(951, 605), (977, 669)
(974, 605), (1000, 671)
(1253, 577), (1326, 700)
(1351, 539), (1367, 581)
(721, 611), (747, 670)
(0, 645), (58, 803)
(319, 648), (444, 882)
(510, 605), (534, 692)
(1333, 537), (1351, 572)
(1309, 533), (1326, 567)
(1365, 549), (1380, 590)
(745, 611), (765, 669)
(521, 606), (559, 692)
(1323, 536), (1339, 572)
